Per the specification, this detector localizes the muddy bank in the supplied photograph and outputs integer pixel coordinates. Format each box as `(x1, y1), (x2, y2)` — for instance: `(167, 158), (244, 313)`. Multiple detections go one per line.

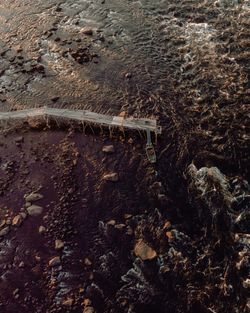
(0, 126), (159, 313)
(0, 121), (249, 313)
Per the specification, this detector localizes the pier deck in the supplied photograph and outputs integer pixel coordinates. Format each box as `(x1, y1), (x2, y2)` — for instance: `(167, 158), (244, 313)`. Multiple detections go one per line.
(0, 108), (161, 134)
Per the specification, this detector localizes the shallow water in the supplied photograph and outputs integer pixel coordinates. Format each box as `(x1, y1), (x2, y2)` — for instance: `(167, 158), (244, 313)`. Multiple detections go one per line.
(0, 0), (248, 116)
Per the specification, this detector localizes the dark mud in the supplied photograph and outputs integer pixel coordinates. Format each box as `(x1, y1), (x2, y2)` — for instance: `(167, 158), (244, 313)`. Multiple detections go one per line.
(0, 1), (249, 313)
(0, 126), (155, 313)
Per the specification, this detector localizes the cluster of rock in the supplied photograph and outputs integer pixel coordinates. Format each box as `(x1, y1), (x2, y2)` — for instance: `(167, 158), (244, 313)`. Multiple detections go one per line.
(0, 191), (44, 239)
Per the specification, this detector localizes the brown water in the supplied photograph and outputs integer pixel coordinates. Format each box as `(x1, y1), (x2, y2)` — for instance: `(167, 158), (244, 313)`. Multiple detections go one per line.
(0, 0), (249, 116)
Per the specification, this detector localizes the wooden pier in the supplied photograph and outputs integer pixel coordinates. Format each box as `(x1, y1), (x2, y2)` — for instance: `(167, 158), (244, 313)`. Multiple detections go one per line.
(0, 107), (161, 134)
(0, 107), (161, 163)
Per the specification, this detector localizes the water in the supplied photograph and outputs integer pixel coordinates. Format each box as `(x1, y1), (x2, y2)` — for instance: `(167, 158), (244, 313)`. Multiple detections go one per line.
(0, 0), (248, 116)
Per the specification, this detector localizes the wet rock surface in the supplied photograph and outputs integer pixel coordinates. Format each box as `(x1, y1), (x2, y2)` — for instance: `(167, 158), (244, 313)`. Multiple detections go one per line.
(0, 1), (249, 313)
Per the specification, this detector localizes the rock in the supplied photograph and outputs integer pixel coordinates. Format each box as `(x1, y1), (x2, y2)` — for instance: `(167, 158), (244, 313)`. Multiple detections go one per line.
(14, 136), (24, 143)
(103, 173), (119, 182)
(83, 307), (95, 313)
(0, 226), (10, 237)
(18, 261), (25, 268)
(62, 298), (74, 307)
(83, 299), (92, 307)
(163, 221), (171, 230)
(125, 72), (132, 79)
(126, 226), (133, 236)
(102, 145), (114, 153)
(246, 299), (250, 311)
(124, 214), (132, 219)
(27, 117), (45, 129)
(12, 215), (23, 227)
(6, 219), (11, 225)
(25, 193), (43, 202)
(166, 231), (174, 241)
(81, 27), (93, 35)
(35, 254), (41, 262)
(51, 96), (60, 102)
(20, 212), (27, 220)
(115, 224), (126, 230)
(107, 220), (116, 226)
(38, 226), (46, 234)
(84, 258), (92, 266)
(55, 239), (64, 250)
(134, 240), (157, 261)
(242, 279), (250, 289)
(27, 205), (43, 217)
(0, 220), (6, 228)
(48, 256), (61, 267)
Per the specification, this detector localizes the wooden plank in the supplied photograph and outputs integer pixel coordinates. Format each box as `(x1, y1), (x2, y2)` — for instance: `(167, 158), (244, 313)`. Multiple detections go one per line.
(0, 107), (161, 134)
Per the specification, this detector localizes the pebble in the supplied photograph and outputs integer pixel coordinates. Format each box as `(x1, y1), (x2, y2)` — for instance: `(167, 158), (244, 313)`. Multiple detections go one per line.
(107, 220), (116, 226)
(84, 258), (92, 266)
(242, 279), (250, 289)
(14, 136), (24, 143)
(115, 224), (126, 230)
(0, 220), (6, 228)
(20, 212), (27, 220)
(83, 307), (95, 313)
(6, 219), (11, 225)
(126, 226), (133, 236)
(27, 205), (43, 217)
(48, 256), (61, 267)
(25, 193), (44, 202)
(19, 261), (25, 268)
(134, 240), (157, 261)
(51, 96), (60, 102)
(0, 226), (10, 237)
(12, 215), (23, 227)
(38, 226), (46, 234)
(125, 72), (132, 79)
(124, 214), (133, 219)
(103, 173), (119, 182)
(62, 298), (74, 307)
(81, 27), (93, 35)
(55, 239), (64, 250)
(83, 299), (92, 307)
(102, 145), (114, 153)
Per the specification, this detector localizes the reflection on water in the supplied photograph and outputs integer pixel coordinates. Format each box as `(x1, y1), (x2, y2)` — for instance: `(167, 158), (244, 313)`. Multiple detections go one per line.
(0, 0), (248, 117)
